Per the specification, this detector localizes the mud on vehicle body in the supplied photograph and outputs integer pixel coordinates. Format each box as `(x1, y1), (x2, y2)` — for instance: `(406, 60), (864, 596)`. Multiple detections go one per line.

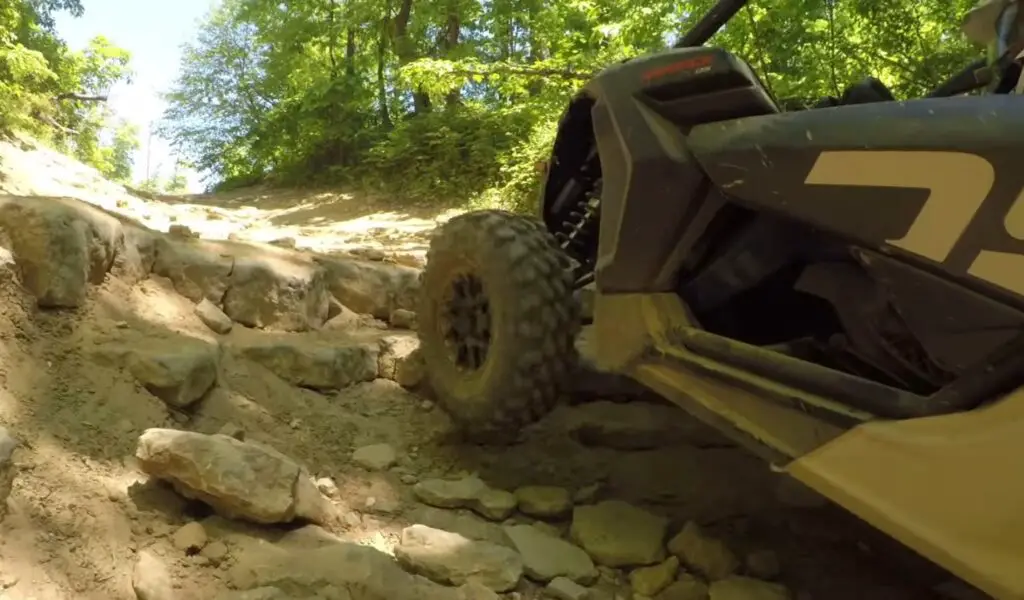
(419, 0), (1024, 597)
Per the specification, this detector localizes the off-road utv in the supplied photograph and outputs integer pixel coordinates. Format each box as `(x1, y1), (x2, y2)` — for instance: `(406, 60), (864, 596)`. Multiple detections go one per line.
(416, 0), (1024, 597)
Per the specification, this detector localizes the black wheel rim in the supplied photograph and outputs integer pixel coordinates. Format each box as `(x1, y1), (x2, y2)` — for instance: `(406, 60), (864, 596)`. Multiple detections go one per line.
(441, 273), (492, 370)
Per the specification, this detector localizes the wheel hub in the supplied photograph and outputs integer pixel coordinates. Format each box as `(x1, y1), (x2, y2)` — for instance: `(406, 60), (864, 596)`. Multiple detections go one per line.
(441, 273), (492, 370)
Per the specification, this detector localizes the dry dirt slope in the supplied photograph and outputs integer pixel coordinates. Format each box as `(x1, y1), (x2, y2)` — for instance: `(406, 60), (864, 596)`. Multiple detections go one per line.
(0, 135), (979, 600)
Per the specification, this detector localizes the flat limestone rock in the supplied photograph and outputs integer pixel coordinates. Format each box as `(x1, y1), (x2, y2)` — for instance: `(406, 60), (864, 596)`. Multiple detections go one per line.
(570, 500), (668, 568)
(503, 524), (597, 584)
(352, 443), (397, 471)
(406, 505), (513, 548)
(236, 338), (378, 390)
(228, 536), (492, 600)
(413, 476), (517, 521)
(514, 485), (572, 519)
(667, 522), (739, 582)
(394, 524), (524, 592)
(630, 556), (679, 596)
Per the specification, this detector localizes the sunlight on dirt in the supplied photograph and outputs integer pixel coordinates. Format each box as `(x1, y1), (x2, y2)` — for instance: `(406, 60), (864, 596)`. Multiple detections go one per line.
(0, 134), (465, 261)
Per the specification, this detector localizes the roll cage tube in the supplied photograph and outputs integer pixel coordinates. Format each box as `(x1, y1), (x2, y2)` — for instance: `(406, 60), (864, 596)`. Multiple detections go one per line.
(674, 0), (751, 48)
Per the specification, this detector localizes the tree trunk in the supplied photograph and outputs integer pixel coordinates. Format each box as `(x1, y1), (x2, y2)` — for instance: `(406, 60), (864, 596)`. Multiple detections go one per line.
(443, 4), (462, 108)
(377, 19), (392, 128)
(392, 0), (431, 114)
(346, 28), (356, 77)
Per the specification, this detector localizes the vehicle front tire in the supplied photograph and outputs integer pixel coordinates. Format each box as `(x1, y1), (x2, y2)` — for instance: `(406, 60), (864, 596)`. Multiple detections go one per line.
(417, 210), (579, 443)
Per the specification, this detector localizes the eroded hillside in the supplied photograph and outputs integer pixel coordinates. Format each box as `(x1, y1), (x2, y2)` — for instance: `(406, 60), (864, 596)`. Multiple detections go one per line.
(0, 136), (973, 600)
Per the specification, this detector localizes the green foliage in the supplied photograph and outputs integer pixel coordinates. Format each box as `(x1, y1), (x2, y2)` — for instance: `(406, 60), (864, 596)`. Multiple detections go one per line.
(0, 1), (137, 182)
(162, 0), (987, 207)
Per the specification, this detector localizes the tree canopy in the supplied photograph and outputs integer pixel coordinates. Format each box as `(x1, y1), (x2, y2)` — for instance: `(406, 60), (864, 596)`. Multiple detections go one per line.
(1, 0), (138, 182)
(4, 0), (992, 204)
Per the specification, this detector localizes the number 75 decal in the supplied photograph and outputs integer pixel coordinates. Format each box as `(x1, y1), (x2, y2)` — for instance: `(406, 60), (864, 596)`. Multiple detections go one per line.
(805, 150), (1024, 296)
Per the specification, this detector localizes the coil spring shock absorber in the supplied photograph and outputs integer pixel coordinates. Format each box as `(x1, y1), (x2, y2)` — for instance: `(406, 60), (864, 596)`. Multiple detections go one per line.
(556, 179), (601, 288)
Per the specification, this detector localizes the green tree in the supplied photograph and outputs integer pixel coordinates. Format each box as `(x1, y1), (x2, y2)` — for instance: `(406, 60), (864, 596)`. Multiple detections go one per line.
(0, 1), (139, 180)
(161, 0), (987, 208)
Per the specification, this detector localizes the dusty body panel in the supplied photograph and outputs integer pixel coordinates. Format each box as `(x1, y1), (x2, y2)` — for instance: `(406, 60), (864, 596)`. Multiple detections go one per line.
(593, 289), (1024, 599)
(591, 291), (852, 463)
(685, 96), (1024, 306)
(787, 390), (1024, 600)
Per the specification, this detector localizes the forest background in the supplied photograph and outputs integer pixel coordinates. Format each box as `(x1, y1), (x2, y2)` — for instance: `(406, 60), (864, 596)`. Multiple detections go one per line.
(1, 0), (983, 210)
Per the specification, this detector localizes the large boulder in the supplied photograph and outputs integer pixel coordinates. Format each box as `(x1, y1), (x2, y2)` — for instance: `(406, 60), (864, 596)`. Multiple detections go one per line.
(151, 236), (234, 303)
(315, 256), (419, 318)
(0, 195), (125, 307)
(135, 428), (333, 525)
(227, 531), (499, 600)
(234, 338), (378, 390)
(91, 335), (219, 409)
(222, 250), (331, 332)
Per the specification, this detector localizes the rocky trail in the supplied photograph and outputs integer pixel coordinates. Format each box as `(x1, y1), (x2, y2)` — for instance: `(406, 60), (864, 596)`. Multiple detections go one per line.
(0, 136), (973, 600)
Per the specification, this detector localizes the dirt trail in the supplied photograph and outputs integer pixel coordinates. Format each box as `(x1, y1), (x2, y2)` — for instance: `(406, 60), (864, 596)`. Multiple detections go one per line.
(0, 135), (979, 600)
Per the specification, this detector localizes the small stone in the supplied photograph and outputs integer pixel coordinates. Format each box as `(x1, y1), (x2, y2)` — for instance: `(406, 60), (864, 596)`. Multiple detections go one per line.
(503, 524), (598, 584)
(195, 298), (233, 334)
(708, 577), (791, 600)
(132, 550), (174, 600)
(390, 308), (417, 329)
(532, 521), (564, 539)
(401, 474), (418, 485)
(476, 488), (518, 521)
(660, 574), (710, 600)
(316, 477), (339, 498)
(573, 483), (601, 505)
(394, 524), (524, 592)
(458, 581), (503, 600)
(201, 541), (229, 565)
(168, 224), (195, 238)
(667, 523), (738, 582)
(269, 237), (297, 249)
(171, 522), (208, 554)
(545, 576), (591, 600)
(745, 550), (780, 580)
(352, 443), (397, 471)
(515, 486), (572, 519)
(397, 349), (427, 388)
(570, 500), (668, 567)
(216, 422), (245, 440)
(630, 556), (679, 596)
